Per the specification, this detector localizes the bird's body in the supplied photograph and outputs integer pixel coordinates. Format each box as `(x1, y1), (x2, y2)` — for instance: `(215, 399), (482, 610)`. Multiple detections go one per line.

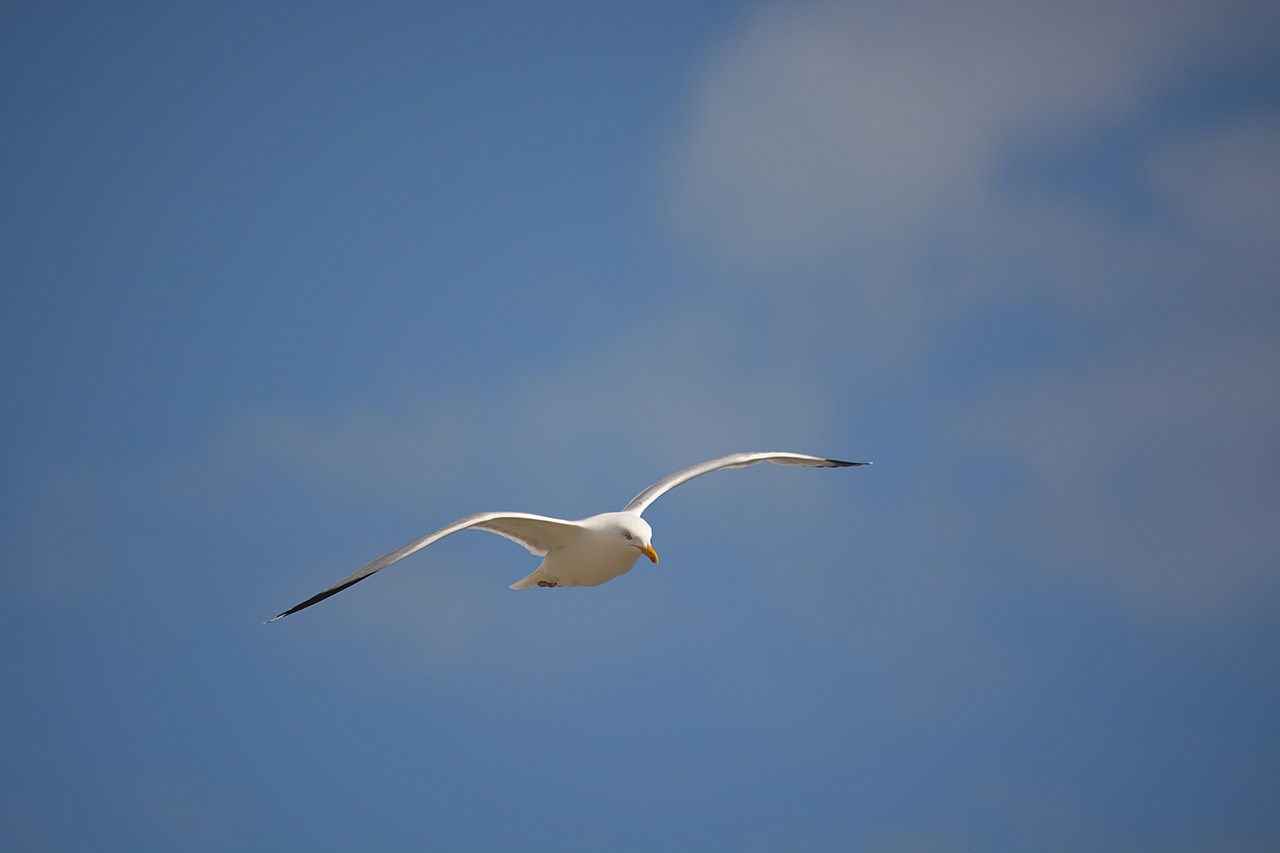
(267, 451), (869, 622)
(509, 512), (654, 589)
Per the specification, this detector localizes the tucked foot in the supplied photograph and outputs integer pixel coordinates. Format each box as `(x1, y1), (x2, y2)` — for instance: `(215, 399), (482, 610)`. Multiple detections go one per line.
(536, 580), (559, 588)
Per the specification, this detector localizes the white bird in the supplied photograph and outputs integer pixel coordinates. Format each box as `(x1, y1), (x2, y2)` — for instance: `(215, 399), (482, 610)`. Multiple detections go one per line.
(266, 451), (870, 622)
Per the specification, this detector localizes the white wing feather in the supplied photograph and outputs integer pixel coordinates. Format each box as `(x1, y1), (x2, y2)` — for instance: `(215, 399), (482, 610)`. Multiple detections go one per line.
(266, 511), (583, 622)
(621, 451), (869, 515)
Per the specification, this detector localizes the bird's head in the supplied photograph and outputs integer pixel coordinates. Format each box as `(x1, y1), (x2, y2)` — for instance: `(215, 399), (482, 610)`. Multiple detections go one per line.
(617, 515), (658, 564)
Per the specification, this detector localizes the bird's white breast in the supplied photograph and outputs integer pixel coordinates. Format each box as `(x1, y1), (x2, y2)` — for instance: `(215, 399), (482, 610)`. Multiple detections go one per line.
(539, 522), (642, 587)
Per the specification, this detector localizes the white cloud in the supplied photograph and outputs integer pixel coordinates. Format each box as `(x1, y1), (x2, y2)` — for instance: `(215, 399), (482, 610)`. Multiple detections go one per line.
(1148, 112), (1280, 262)
(966, 332), (1280, 617)
(953, 110), (1280, 617)
(662, 0), (1280, 622)
(668, 0), (1273, 264)
(177, 311), (842, 521)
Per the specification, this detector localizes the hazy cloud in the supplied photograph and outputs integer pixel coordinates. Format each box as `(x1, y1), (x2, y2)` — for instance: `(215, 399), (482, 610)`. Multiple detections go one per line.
(669, 0), (1274, 263)
(968, 332), (1280, 616)
(1148, 111), (1280, 262)
(665, 0), (1280, 621)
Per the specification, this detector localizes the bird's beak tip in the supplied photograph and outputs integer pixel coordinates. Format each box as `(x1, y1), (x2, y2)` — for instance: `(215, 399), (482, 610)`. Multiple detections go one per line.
(640, 544), (658, 564)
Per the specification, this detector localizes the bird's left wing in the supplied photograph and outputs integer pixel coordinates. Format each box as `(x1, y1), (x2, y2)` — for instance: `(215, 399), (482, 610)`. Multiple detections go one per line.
(621, 451), (870, 515)
(266, 511), (583, 622)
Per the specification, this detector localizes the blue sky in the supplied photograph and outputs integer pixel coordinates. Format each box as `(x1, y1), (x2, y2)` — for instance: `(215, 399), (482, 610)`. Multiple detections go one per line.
(2, 1), (1278, 850)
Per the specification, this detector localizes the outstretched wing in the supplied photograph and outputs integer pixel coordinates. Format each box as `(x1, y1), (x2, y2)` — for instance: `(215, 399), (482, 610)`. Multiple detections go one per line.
(621, 452), (870, 515)
(266, 512), (584, 622)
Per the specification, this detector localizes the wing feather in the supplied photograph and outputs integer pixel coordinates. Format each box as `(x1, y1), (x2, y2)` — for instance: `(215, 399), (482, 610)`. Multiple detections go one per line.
(621, 452), (869, 515)
(266, 512), (583, 622)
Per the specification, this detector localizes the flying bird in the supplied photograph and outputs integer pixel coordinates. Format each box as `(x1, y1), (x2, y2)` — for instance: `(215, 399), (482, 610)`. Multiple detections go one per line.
(266, 451), (870, 622)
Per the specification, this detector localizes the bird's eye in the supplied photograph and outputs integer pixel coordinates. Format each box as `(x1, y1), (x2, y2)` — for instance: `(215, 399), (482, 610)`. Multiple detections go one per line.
(624, 532), (633, 540)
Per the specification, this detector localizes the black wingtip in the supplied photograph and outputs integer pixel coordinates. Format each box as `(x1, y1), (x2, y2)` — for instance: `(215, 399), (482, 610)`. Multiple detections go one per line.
(828, 458), (872, 467)
(262, 573), (370, 625)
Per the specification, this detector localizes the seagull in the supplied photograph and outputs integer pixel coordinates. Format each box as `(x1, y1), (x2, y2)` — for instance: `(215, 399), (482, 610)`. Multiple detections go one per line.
(266, 451), (870, 622)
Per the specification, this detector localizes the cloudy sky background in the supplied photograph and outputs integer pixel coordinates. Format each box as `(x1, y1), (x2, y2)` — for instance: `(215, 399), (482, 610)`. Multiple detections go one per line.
(2, 1), (1277, 850)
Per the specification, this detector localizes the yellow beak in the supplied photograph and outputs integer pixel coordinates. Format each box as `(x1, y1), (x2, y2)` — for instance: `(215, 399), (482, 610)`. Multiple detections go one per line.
(637, 543), (659, 564)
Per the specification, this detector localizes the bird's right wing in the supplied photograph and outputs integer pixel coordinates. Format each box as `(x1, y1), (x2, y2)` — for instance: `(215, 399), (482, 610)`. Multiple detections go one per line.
(266, 511), (583, 622)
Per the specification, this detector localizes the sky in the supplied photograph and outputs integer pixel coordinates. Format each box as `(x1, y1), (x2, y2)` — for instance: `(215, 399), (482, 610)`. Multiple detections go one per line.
(2, 0), (1278, 850)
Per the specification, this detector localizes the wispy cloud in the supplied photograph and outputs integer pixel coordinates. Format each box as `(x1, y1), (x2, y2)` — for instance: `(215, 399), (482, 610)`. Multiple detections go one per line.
(1148, 112), (1280, 260)
(968, 332), (1280, 616)
(665, 0), (1280, 620)
(668, 0), (1275, 264)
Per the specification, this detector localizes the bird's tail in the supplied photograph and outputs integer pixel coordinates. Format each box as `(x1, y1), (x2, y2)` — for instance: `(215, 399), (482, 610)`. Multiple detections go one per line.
(509, 572), (539, 590)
